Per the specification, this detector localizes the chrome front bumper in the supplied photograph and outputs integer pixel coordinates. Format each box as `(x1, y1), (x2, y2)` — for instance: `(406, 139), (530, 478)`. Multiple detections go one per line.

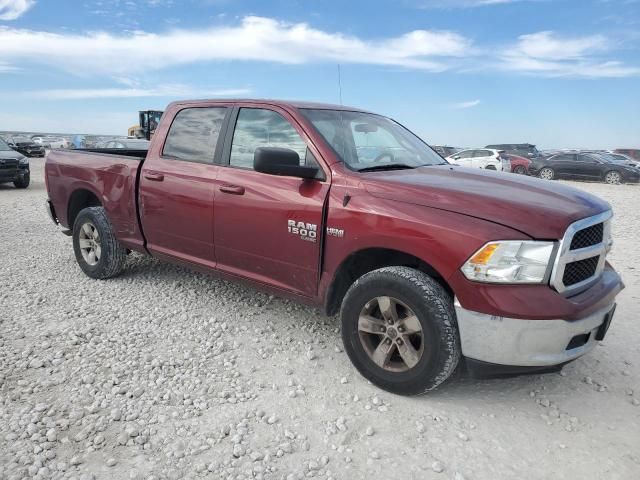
(455, 299), (615, 367)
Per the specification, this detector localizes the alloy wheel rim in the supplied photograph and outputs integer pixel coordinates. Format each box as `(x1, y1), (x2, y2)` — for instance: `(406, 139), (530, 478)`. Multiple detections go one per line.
(606, 172), (620, 184)
(78, 222), (101, 266)
(358, 296), (424, 372)
(540, 168), (553, 180)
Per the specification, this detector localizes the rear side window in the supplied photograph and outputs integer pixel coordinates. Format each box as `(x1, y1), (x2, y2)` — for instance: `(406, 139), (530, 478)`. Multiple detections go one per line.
(551, 154), (575, 162)
(163, 107), (227, 163)
(473, 150), (492, 157)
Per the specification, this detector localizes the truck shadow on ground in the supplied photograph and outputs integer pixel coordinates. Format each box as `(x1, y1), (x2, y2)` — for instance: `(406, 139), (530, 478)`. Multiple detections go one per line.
(115, 252), (592, 402)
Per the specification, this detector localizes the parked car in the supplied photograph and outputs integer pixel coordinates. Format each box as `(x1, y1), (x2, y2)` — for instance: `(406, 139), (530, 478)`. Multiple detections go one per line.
(103, 139), (150, 150)
(0, 136), (30, 188)
(446, 148), (510, 171)
(502, 153), (530, 175)
(5, 136), (45, 157)
(432, 145), (459, 158)
(486, 143), (542, 159)
(530, 152), (640, 184)
(45, 99), (622, 395)
(32, 135), (68, 149)
(614, 148), (640, 161)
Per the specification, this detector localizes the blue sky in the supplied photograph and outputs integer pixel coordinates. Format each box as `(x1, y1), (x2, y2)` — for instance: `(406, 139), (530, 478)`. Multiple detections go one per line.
(0, 0), (638, 148)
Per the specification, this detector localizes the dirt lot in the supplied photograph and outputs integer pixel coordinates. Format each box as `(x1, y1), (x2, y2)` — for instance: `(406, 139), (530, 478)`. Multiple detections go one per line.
(1, 158), (638, 480)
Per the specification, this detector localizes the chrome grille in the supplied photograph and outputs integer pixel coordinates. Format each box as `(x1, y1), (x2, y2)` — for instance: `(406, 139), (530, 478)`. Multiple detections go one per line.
(562, 256), (599, 286)
(570, 223), (603, 250)
(550, 211), (612, 295)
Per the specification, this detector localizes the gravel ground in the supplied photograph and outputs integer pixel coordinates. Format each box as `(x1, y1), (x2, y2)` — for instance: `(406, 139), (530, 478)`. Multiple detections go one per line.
(1, 158), (638, 480)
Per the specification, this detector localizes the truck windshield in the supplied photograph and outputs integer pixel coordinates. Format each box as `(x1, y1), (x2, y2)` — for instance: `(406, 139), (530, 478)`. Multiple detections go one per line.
(301, 109), (446, 171)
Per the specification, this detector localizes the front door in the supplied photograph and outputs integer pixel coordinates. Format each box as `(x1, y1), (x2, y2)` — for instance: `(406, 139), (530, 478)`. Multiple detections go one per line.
(214, 107), (329, 297)
(139, 106), (229, 268)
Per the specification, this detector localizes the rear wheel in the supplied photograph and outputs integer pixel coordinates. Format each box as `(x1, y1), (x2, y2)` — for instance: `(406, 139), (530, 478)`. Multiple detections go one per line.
(340, 267), (460, 395)
(13, 173), (30, 189)
(604, 170), (621, 185)
(72, 207), (127, 279)
(539, 167), (555, 180)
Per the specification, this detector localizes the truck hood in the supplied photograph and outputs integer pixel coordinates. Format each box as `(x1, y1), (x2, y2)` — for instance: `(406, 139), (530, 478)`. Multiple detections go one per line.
(363, 165), (610, 239)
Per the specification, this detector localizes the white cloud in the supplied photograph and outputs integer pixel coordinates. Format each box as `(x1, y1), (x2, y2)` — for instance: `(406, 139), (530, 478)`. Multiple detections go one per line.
(452, 99), (480, 108)
(0, 61), (18, 72)
(500, 31), (640, 77)
(25, 85), (251, 100)
(0, 0), (34, 20)
(0, 16), (472, 74)
(419, 0), (521, 7)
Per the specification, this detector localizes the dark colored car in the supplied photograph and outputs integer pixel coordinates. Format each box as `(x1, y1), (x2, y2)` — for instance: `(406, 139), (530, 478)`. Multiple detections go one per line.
(486, 143), (542, 159)
(614, 149), (640, 161)
(502, 153), (531, 175)
(45, 99), (622, 395)
(530, 152), (640, 184)
(432, 145), (459, 158)
(6, 136), (46, 157)
(0, 137), (30, 188)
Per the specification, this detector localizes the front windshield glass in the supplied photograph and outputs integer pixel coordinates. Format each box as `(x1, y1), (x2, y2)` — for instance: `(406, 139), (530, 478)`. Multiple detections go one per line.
(0, 138), (11, 151)
(301, 109), (446, 171)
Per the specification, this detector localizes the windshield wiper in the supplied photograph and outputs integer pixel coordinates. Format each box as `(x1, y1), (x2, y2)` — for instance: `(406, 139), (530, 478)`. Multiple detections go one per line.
(357, 164), (418, 172)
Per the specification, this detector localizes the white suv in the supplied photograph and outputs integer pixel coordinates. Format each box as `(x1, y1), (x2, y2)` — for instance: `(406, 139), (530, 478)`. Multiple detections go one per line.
(446, 149), (510, 172)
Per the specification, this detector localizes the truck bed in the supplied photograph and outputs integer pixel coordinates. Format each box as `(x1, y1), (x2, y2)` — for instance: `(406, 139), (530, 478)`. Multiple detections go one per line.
(45, 149), (146, 252)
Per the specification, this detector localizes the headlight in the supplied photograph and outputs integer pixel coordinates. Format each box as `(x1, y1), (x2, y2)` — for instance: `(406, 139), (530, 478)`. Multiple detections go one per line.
(19, 157), (29, 165)
(461, 241), (555, 283)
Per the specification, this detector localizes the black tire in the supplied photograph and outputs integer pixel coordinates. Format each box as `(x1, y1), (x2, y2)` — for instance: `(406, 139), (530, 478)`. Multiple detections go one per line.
(340, 267), (460, 395)
(13, 173), (30, 189)
(513, 165), (527, 175)
(72, 206), (127, 279)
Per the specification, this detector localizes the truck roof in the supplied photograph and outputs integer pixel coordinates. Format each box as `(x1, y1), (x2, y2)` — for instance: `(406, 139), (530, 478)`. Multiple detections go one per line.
(167, 98), (372, 113)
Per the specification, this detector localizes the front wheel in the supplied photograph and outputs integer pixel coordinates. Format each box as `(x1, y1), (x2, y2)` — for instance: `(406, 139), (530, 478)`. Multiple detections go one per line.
(72, 207), (127, 279)
(340, 267), (460, 395)
(513, 165), (527, 175)
(604, 170), (622, 185)
(539, 167), (555, 180)
(13, 173), (30, 189)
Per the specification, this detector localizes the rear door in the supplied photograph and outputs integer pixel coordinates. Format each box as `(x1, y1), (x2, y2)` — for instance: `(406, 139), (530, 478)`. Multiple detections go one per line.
(139, 105), (230, 268)
(576, 154), (604, 179)
(472, 149), (494, 169)
(213, 106), (330, 297)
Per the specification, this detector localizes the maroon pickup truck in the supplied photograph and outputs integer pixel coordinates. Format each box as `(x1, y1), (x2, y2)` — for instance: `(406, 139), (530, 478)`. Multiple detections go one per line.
(45, 99), (623, 395)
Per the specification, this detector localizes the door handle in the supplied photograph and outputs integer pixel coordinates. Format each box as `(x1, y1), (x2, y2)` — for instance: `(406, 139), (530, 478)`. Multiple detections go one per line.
(144, 172), (164, 182)
(219, 185), (245, 195)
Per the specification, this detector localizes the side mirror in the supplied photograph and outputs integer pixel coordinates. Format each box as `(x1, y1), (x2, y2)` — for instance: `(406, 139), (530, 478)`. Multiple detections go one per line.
(453, 155), (460, 160)
(254, 147), (319, 180)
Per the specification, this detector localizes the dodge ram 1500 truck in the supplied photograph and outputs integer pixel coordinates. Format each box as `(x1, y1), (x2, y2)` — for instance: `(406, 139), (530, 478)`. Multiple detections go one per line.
(45, 99), (623, 395)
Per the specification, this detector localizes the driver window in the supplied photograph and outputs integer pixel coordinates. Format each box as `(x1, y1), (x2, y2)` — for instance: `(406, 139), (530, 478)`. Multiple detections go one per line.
(457, 150), (473, 159)
(230, 108), (312, 170)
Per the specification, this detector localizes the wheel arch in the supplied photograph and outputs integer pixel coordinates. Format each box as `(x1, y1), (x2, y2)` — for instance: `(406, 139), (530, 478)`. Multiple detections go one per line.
(324, 247), (453, 316)
(68, 189), (102, 228)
